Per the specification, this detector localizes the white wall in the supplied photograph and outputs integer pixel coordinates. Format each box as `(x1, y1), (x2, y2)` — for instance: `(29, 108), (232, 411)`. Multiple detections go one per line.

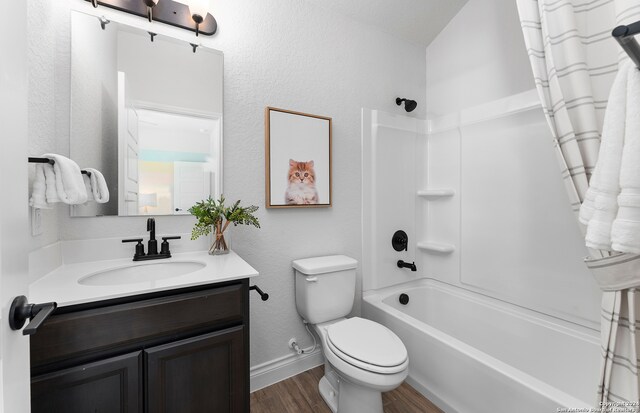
(117, 30), (223, 114)
(27, 0), (62, 250)
(426, 0), (534, 117)
(27, 0), (426, 374)
(424, 0), (602, 328)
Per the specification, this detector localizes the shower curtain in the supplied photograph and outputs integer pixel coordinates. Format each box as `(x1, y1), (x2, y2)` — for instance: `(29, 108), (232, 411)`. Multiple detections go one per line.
(516, 0), (640, 405)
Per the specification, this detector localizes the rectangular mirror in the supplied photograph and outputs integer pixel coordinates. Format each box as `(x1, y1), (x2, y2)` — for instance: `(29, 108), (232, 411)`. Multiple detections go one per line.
(69, 11), (223, 217)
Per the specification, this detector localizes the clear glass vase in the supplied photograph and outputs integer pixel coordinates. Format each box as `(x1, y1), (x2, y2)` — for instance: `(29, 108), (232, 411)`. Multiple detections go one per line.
(209, 226), (230, 255)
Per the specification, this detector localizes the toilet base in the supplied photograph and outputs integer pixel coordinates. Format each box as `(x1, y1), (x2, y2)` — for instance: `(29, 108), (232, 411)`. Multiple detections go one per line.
(338, 378), (383, 413)
(319, 375), (339, 413)
(318, 371), (384, 413)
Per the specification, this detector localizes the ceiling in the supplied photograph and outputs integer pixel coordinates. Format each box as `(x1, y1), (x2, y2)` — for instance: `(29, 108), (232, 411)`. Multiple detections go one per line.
(305, 0), (469, 47)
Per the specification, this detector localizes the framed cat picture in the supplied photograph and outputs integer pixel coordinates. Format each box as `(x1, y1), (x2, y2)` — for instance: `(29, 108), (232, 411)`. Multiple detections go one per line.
(265, 107), (332, 208)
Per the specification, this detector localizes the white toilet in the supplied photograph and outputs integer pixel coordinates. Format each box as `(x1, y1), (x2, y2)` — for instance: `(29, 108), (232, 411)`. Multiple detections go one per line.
(293, 255), (409, 413)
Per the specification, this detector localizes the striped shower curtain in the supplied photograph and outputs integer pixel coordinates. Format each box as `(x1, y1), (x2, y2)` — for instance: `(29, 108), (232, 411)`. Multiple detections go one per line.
(516, 0), (640, 406)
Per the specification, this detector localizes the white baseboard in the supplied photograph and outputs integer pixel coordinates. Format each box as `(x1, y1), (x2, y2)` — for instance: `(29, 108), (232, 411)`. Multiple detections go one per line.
(250, 349), (324, 392)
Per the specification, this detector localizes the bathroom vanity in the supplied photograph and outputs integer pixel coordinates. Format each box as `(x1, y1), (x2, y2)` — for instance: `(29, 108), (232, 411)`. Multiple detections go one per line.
(27, 250), (257, 413)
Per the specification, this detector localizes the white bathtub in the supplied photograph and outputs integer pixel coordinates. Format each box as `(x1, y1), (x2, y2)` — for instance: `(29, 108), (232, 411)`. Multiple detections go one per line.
(362, 279), (601, 413)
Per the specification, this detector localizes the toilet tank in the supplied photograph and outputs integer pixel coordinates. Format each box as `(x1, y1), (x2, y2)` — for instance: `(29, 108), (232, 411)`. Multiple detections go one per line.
(293, 255), (358, 324)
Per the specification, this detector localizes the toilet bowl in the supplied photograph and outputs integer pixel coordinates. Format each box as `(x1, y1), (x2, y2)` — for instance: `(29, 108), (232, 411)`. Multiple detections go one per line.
(314, 317), (409, 413)
(293, 255), (409, 413)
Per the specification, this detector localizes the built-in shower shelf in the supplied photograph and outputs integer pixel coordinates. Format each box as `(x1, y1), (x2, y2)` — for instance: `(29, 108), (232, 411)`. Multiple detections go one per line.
(417, 189), (455, 198)
(417, 242), (455, 254)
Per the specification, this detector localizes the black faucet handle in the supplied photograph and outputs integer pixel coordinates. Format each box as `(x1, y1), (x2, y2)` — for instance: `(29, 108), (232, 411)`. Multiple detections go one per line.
(160, 236), (181, 255)
(122, 238), (145, 258)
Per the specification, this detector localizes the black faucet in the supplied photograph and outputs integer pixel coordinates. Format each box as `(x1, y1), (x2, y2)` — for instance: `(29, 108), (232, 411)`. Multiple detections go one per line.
(397, 260), (417, 271)
(147, 218), (158, 255)
(122, 218), (182, 261)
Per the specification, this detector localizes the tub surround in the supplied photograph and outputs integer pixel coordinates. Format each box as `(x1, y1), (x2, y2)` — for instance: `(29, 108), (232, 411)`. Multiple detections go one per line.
(30, 249), (258, 307)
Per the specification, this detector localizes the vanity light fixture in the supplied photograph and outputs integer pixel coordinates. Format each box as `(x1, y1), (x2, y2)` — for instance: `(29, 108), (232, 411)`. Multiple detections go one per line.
(99, 16), (110, 30)
(85, 0), (217, 36)
(183, 0), (209, 36)
(143, 0), (159, 22)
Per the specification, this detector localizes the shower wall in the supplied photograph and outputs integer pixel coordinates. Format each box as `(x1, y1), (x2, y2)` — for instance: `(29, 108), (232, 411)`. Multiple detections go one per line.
(362, 0), (602, 332)
(422, 0), (602, 329)
(361, 109), (426, 291)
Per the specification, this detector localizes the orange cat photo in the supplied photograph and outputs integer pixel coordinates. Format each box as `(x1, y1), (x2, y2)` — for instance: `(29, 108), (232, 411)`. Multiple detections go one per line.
(285, 159), (319, 205)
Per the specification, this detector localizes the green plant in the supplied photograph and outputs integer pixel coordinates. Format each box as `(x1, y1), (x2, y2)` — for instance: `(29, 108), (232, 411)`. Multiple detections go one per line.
(188, 196), (260, 252)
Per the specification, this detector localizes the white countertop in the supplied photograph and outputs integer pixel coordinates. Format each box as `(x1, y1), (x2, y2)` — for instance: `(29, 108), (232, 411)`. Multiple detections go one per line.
(29, 250), (259, 307)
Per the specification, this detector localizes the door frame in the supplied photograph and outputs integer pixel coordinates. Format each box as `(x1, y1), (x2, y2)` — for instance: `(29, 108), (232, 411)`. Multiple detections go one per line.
(0, 0), (32, 410)
(131, 99), (223, 203)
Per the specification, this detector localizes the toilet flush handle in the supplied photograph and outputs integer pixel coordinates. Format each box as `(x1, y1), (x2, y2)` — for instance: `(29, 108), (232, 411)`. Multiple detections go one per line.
(306, 276), (318, 282)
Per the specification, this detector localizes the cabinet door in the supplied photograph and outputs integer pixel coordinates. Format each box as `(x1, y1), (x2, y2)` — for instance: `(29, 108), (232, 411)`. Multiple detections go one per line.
(146, 326), (246, 413)
(31, 351), (142, 413)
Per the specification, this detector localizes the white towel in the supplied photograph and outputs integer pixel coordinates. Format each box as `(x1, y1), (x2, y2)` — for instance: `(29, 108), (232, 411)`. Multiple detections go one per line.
(611, 64), (640, 253)
(83, 168), (109, 203)
(83, 175), (94, 202)
(42, 154), (88, 205)
(29, 164), (53, 209)
(43, 163), (60, 204)
(581, 61), (633, 250)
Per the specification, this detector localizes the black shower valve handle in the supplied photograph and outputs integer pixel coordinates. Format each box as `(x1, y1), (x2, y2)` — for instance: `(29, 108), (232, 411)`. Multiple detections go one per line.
(392, 230), (409, 252)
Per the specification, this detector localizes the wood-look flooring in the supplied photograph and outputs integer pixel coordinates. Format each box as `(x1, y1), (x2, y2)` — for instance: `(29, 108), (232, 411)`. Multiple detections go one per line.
(250, 366), (443, 413)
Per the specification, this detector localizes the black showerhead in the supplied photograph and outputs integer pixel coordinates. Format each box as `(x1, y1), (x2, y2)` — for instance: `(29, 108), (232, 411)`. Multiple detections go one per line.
(396, 97), (417, 113)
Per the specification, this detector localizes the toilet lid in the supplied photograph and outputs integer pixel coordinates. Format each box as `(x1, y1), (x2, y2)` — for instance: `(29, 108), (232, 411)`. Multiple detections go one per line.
(326, 317), (407, 373)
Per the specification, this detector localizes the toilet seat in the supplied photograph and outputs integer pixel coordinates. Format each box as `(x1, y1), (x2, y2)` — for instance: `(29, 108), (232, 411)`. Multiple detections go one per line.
(326, 317), (408, 375)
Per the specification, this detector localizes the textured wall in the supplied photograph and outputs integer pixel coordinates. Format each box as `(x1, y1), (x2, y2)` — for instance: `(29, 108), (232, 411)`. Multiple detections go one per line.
(27, 0), (426, 368)
(27, 0), (60, 249)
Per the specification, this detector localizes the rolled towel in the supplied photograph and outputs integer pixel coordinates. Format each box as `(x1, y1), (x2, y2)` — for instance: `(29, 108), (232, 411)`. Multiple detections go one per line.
(611, 63), (640, 253)
(83, 175), (94, 202)
(581, 61), (632, 249)
(42, 154), (87, 205)
(29, 164), (53, 209)
(83, 168), (109, 203)
(43, 163), (60, 204)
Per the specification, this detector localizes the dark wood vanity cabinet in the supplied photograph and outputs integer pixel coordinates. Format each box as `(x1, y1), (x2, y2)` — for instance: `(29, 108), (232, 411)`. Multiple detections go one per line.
(30, 279), (250, 413)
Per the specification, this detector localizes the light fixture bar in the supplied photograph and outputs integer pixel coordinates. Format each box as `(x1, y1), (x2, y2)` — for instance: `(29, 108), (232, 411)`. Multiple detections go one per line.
(85, 0), (217, 36)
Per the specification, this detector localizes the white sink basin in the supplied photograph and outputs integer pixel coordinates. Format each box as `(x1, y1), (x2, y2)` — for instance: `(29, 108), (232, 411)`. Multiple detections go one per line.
(78, 261), (206, 286)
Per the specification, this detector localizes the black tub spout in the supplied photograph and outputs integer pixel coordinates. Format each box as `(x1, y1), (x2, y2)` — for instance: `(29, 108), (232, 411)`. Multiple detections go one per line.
(397, 260), (417, 271)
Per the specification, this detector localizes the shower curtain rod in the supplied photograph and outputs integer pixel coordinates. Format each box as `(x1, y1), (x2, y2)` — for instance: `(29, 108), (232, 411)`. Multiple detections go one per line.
(613, 20), (640, 69)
